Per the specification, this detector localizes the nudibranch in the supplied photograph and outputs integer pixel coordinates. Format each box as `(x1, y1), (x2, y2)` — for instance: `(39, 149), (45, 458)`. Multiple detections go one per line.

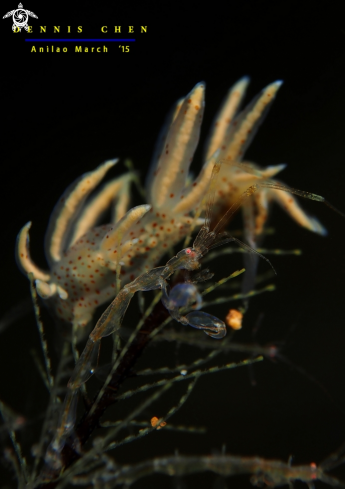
(16, 79), (325, 334)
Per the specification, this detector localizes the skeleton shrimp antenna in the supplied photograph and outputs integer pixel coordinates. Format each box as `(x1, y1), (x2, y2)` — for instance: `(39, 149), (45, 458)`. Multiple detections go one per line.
(262, 182), (345, 219)
(212, 184), (258, 235)
(193, 158), (221, 252)
(193, 161), (276, 274)
(204, 160), (221, 231)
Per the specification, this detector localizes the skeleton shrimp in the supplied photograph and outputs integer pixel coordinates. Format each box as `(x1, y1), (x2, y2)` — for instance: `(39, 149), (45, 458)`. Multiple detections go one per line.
(46, 160), (345, 462)
(67, 165), (278, 390)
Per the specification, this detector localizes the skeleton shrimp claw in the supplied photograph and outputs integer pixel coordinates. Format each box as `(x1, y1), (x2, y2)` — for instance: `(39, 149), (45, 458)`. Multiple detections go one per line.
(185, 311), (227, 339)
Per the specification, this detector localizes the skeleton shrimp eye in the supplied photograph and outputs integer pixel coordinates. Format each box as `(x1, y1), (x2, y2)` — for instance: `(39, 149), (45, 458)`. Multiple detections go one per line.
(175, 247), (200, 270)
(185, 248), (197, 258)
(177, 248), (196, 259)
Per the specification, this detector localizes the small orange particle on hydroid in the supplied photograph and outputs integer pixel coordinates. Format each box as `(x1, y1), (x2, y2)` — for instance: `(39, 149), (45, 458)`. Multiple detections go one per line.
(225, 309), (243, 330)
(151, 416), (167, 430)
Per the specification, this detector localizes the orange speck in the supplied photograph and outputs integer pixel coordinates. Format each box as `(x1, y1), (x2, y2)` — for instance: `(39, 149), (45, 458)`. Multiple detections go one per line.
(170, 193), (174, 198)
(226, 309), (243, 330)
(151, 416), (159, 427)
(151, 416), (167, 430)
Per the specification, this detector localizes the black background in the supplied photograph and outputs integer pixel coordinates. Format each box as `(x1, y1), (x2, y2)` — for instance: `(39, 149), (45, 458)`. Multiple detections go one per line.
(1, 1), (345, 487)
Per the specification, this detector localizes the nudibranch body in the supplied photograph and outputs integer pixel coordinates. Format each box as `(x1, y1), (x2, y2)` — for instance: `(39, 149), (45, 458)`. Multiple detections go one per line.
(16, 79), (325, 333)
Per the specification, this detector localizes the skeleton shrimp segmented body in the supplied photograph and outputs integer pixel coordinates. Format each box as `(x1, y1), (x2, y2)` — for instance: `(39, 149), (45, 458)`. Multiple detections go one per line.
(16, 78), (333, 338)
(46, 158), (344, 459)
(47, 165), (257, 456)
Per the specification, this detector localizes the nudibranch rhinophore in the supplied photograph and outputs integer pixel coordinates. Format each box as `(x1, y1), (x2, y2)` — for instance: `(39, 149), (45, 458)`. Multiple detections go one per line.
(16, 78), (325, 334)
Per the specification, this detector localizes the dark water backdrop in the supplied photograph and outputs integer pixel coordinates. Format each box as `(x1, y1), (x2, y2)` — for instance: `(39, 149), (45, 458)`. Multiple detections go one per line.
(1, 2), (345, 487)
